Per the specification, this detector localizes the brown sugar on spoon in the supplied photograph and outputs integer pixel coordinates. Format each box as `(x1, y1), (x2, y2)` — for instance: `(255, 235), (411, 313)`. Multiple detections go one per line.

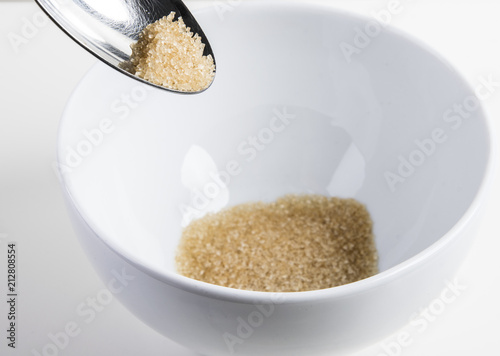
(121, 12), (215, 92)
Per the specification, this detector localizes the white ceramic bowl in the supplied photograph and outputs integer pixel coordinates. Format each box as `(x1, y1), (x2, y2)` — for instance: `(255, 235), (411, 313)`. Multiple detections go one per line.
(58, 2), (493, 355)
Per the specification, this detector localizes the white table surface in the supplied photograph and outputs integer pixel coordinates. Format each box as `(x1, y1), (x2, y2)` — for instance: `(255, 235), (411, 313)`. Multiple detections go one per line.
(1, 0), (499, 355)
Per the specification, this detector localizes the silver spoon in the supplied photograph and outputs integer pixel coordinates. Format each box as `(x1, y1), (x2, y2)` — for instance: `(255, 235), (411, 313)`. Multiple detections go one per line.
(35, 0), (216, 94)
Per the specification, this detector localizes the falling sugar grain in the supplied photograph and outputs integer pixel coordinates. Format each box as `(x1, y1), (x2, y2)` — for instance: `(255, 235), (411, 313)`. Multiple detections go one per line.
(176, 194), (379, 292)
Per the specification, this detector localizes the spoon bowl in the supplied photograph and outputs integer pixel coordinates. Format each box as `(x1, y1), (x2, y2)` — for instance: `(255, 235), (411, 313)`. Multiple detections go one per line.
(35, 0), (215, 93)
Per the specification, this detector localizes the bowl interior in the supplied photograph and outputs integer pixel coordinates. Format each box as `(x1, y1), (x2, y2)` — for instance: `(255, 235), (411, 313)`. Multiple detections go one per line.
(59, 4), (490, 281)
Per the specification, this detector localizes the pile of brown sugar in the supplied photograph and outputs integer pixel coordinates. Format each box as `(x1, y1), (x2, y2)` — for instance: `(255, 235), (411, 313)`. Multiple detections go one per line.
(121, 12), (215, 92)
(176, 195), (378, 292)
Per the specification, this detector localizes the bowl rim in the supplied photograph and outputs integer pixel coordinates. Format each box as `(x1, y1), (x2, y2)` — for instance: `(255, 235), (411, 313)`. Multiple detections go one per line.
(58, 0), (496, 304)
